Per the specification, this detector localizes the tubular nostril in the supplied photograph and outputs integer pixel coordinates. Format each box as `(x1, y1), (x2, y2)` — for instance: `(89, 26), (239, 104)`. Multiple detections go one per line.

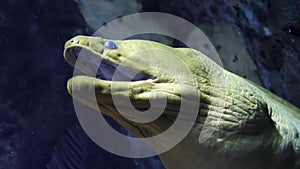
(72, 37), (79, 44)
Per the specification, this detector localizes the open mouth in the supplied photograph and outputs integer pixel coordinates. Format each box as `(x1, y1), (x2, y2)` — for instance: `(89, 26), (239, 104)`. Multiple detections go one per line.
(65, 45), (167, 137)
(66, 47), (156, 82)
(64, 40), (191, 138)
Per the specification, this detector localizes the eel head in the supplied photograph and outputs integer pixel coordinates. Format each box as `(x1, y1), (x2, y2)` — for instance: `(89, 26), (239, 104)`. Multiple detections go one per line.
(64, 35), (202, 138)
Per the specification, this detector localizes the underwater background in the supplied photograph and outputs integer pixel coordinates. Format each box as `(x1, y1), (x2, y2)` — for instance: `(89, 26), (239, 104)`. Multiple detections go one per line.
(0, 0), (299, 168)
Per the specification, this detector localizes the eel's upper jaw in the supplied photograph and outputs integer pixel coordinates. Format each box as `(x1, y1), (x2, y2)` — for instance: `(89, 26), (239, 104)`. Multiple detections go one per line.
(64, 36), (158, 82)
(64, 35), (104, 68)
(64, 36), (87, 66)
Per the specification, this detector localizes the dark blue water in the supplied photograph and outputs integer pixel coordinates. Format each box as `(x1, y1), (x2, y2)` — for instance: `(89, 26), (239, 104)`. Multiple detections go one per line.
(0, 0), (299, 169)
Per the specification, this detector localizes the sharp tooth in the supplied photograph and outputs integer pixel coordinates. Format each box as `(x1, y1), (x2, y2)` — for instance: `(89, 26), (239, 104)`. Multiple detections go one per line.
(146, 78), (158, 82)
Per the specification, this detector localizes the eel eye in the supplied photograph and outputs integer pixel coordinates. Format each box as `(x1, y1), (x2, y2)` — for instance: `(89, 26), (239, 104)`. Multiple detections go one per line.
(104, 40), (118, 49)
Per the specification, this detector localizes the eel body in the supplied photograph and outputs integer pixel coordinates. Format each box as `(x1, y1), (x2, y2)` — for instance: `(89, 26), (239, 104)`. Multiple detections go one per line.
(64, 35), (300, 169)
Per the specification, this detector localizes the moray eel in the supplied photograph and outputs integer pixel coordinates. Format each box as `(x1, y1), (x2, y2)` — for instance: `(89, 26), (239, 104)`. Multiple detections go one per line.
(64, 35), (300, 169)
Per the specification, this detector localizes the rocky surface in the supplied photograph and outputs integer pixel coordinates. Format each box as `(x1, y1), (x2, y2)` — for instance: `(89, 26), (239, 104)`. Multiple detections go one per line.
(1, 0), (299, 169)
(0, 0), (86, 168)
(78, 0), (142, 30)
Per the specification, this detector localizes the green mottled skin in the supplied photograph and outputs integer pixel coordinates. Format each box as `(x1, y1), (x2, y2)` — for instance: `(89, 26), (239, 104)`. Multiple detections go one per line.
(64, 35), (300, 169)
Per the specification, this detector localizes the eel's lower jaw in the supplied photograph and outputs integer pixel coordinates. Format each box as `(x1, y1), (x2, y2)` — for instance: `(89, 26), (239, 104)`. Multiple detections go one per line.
(68, 76), (202, 139)
(67, 76), (166, 138)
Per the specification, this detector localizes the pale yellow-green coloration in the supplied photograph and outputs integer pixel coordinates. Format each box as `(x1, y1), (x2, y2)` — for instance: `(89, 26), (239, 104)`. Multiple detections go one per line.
(64, 35), (300, 169)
